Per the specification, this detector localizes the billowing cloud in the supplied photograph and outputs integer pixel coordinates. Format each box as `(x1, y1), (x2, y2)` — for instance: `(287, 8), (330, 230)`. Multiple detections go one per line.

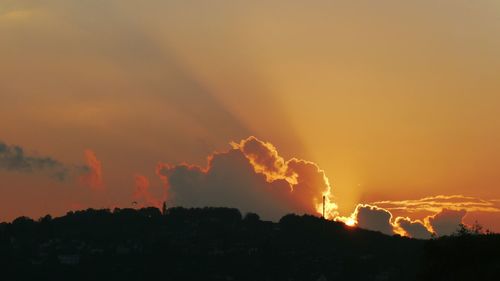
(233, 137), (288, 181)
(426, 209), (466, 236)
(362, 195), (500, 237)
(80, 149), (104, 191)
(153, 137), (480, 238)
(0, 141), (71, 180)
(395, 217), (433, 239)
(235, 137), (338, 218)
(338, 204), (470, 238)
(0, 138), (484, 239)
(156, 136), (336, 221)
(337, 204), (433, 238)
(350, 204), (395, 235)
(133, 174), (163, 209)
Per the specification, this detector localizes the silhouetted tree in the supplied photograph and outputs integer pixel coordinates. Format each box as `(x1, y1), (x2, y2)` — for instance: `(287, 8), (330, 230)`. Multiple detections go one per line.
(243, 212), (260, 223)
(0, 207), (497, 281)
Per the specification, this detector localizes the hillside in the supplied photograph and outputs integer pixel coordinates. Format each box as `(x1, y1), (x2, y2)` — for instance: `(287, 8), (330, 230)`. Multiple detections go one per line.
(0, 207), (498, 281)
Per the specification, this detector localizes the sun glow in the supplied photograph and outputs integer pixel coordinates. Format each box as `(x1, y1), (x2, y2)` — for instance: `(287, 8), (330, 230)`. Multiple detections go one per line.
(334, 215), (358, 227)
(345, 217), (356, 227)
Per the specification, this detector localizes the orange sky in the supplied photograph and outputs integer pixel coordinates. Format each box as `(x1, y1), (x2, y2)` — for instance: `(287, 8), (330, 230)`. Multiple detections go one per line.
(1, 1), (500, 232)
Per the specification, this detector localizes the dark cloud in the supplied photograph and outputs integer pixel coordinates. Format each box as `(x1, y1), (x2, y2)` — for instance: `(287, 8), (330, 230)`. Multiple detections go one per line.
(345, 204), (468, 238)
(157, 150), (292, 221)
(0, 141), (96, 184)
(0, 141), (70, 180)
(156, 137), (335, 221)
(395, 217), (433, 239)
(354, 204), (394, 235)
(427, 209), (466, 236)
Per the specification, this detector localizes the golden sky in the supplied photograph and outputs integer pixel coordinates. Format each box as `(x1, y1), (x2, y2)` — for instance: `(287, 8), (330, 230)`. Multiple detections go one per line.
(1, 1), (500, 233)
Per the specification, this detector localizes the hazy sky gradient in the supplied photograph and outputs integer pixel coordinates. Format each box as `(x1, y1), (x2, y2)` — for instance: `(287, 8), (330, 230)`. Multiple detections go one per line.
(1, 1), (499, 230)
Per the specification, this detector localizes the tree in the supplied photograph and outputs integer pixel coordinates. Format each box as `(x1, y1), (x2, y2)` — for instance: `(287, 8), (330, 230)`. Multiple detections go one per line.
(243, 212), (260, 223)
(455, 221), (484, 236)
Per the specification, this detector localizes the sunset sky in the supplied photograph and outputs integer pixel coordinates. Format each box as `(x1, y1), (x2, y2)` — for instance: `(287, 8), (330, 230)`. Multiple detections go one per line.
(1, 1), (500, 234)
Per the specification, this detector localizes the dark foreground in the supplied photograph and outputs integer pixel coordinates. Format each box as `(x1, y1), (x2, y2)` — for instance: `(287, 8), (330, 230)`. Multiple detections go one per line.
(0, 207), (499, 281)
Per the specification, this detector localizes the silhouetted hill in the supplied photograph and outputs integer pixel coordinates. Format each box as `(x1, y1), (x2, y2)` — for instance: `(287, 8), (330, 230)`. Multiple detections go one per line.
(0, 207), (498, 281)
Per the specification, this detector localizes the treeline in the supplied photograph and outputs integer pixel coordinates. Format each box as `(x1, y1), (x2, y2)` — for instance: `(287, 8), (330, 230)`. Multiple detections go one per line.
(0, 207), (498, 281)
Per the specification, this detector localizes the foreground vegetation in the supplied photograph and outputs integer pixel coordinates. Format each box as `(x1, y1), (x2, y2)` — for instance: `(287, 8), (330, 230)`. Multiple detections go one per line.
(0, 207), (498, 281)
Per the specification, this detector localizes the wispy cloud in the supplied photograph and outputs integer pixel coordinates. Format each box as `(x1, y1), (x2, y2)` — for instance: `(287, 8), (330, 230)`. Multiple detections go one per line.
(371, 195), (500, 213)
(0, 141), (100, 187)
(0, 141), (71, 180)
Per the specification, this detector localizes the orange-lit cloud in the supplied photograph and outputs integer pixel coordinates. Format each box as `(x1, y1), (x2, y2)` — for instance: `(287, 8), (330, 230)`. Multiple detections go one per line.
(371, 195), (500, 214)
(335, 203), (469, 238)
(394, 217), (432, 239)
(350, 195), (500, 236)
(234, 137), (338, 219)
(153, 137), (491, 238)
(80, 149), (104, 191)
(349, 204), (395, 235)
(156, 136), (337, 221)
(0, 138), (490, 238)
(133, 174), (163, 209)
(426, 209), (467, 236)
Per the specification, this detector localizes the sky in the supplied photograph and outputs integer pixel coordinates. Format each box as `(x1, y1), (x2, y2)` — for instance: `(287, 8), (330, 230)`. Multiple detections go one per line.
(1, 0), (500, 235)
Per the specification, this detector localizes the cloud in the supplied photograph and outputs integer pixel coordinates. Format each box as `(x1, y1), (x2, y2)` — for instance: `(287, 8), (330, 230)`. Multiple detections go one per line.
(426, 208), (466, 236)
(366, 195), (500, 237)
(395, 217), (433, 239)
(233, 137), (288, 180)
(339, 203), (470, 238)
(80, 149), (104, 191)
(0, 141), (70, 180)
(0, 141), (105, 190)
(153, 136), (475, 238)
(350, 204), (395, 235)
(0, 141), (108, 192)
(156, 136), (336, 221)
(133, 174), (163, 209)
(371, 195), (500, 214)
(234, 137), (338, 218)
